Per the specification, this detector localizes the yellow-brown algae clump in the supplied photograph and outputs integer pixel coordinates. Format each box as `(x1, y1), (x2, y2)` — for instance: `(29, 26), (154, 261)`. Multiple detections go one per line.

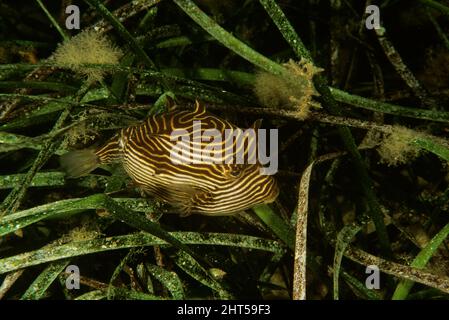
(52, 30), (123, 82)
(254, 59), (323, 120)
(377, 126), (421, 166)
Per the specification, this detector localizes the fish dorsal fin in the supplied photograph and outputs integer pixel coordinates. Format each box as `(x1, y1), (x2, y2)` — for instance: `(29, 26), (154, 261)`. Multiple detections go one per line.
(193, 100), (206, 115)
(166, 96), (176, 111)
(251, 119), (263, 130)
(160, 183), (211, 217)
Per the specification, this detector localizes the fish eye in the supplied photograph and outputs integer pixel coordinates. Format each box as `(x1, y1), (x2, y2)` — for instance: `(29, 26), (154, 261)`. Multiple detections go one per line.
(230, 169), (241, 177)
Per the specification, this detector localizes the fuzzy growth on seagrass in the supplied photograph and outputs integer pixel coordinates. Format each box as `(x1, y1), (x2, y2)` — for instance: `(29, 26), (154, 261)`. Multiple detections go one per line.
(377, 126), (421, 166)
(52, 30), (123, 82)
(254, 59), (323, 120)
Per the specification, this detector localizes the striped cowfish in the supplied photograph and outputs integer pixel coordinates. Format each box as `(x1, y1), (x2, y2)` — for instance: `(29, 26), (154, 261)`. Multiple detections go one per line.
(60, 101), (279, 216)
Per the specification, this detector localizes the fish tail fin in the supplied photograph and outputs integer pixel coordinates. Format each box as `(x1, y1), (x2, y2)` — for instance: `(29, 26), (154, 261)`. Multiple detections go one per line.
(60, 149), (99, 178)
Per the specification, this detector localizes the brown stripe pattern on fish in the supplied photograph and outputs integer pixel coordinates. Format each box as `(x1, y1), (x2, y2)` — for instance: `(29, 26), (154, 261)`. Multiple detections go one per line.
(61, 100), (279, 216)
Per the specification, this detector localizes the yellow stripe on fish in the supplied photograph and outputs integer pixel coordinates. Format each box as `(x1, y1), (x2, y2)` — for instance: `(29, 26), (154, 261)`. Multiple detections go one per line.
(61, 100), (278, 216)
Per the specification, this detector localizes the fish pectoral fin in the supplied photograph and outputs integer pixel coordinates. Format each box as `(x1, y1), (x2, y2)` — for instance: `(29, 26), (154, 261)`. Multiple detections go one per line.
(161, 184), (203, 214)
(179, 190), (214, 216)
(171, 186), (214, 216)
(191, 190), (214, 204)
(168, 183), (199, 197)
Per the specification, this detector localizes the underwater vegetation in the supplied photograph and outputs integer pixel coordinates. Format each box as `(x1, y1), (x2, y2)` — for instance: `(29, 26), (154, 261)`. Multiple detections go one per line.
(1, 0), (449, 300)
